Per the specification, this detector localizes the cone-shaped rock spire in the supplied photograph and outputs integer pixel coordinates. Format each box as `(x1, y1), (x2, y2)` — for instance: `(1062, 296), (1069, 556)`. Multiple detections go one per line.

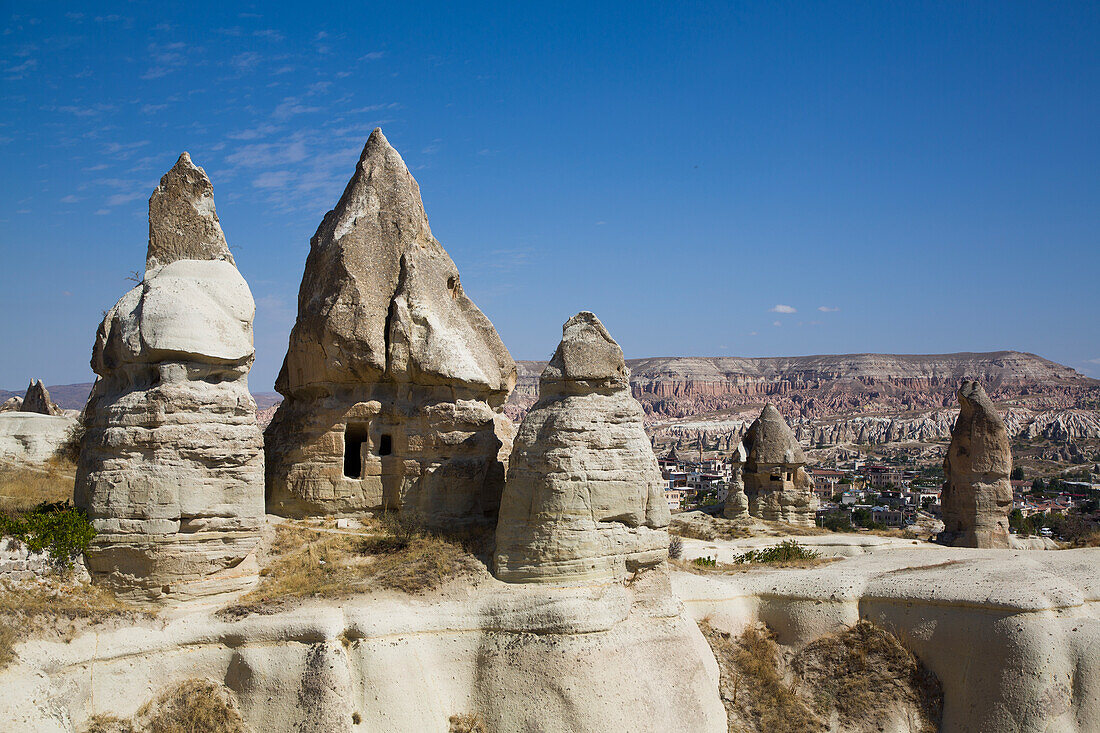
(146, 152), (234, 271)
(21, 379), (62, 416)
(939, 381), (1012, 548)
(265, 129), (516, 523)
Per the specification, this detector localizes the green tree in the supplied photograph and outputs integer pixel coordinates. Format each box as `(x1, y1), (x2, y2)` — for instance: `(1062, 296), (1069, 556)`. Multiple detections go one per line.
(1010, 466), (1025, 481)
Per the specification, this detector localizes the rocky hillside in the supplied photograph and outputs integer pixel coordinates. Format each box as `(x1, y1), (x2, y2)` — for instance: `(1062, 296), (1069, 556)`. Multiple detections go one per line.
(510, 351), (1098, 420)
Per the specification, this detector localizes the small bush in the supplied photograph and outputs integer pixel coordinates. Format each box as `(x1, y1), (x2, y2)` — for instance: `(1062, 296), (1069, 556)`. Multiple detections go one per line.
(692, 555), (717, 568)
(82, 679), (247, 733)
(57, 418), (87, 464)
(668, 535), (683, 559)
(449, 712), (486, 733)
(733, 540), (819, 565)
(0, 501), (95, 569)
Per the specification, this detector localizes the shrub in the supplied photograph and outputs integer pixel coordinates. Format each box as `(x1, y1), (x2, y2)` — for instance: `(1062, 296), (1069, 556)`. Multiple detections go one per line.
(693, 555), (717, 568)
(733, 540), (819, 565)
(668, 535), (683, 559)
(449, 712), (486, 733)
(0, 501), (95, 569)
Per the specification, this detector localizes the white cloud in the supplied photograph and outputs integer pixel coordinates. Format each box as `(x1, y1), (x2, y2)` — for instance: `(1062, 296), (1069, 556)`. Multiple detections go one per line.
(252, 170), (292, 189)
(817, 306), (840, 312)
(226, 124), (278, 140)
(141, 103), (167, 114)
(360, 51), (385, 61)
(769, 304), (796, 314)
(106, 191), (144, 206)
(748, 331), (758, 336)
(773, 321), (782, 327)
(60, 195), (81, 203)
(272, 97), (320, 119)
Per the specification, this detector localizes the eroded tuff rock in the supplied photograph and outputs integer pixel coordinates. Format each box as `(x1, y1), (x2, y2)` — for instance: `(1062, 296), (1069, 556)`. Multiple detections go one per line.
(494, 312), (671, 583)
(722, 442), (749, 520)
(74, 154), (263, 599)
(939, 381), (1012, 548)
(146, 152), (235, 271)
(265, 128), (516, 525)
(19, 380), (63, 416)
(741, 404), (818, 526)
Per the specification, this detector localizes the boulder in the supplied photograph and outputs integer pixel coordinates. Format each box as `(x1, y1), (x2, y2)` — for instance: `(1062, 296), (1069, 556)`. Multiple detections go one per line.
(494, 312), (671, 583)
(74, 153), (264, 599)
(939, 381), (1012, 548)
(20, 380), (63, 416)
(0, 396), (23, 413)
(742, 404), (817, 526)
(265, 128), (516, 525)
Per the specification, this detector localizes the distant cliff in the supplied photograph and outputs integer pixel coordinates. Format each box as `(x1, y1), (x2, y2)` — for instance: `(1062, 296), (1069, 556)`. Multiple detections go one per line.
(509, 351), (1098, 422)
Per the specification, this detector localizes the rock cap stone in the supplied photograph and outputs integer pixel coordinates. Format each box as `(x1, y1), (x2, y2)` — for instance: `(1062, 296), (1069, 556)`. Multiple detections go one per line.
(147, 152), (234, 271)
(541, 311), (628, 395)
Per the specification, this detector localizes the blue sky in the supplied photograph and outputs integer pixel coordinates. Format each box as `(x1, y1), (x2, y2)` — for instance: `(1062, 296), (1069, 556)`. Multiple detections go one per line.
(1, 1), (1098, 391)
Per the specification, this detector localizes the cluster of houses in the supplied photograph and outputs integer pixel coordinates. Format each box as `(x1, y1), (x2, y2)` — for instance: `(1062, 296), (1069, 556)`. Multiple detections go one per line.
(658, 451), (1098, 529)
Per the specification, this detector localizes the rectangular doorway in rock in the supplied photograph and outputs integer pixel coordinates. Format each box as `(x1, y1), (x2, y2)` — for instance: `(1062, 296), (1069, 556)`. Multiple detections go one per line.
(378, 433), (393, 456)
(344, 423), (369, 478)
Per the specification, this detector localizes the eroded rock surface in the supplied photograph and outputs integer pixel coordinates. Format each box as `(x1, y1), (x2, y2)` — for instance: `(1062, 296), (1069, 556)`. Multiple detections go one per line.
(494, 312), (671, 583)
(265, 128), (516, 525)
(939, 380), (1012, 548)
(722, 442), (749, 520)
(74, 154), (263, 599)
(741, 404), (818, 526)
(19, 380), (63, 416)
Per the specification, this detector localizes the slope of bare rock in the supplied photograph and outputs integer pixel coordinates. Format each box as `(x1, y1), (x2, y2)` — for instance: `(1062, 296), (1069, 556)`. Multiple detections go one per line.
(1, 567), (725, 733)
(673, 543), (1100, 733)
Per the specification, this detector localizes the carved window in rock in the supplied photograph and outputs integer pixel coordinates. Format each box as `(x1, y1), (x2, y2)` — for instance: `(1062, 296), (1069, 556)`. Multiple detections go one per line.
(771, 470), (783, 483)
(378, 433), (393, 456)
(344, 423), (369, 478)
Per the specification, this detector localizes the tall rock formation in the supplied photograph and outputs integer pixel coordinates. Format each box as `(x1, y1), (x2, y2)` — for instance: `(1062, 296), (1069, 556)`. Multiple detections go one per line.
(74, 153), (264, 598)
(722, 442), (749, 520)
(494, 312), (671, 583)
(939, 381), (1012, 548)
(20, 380), (63, 416)
(742, 404), (817, 526)
(265, 129), (516, 525)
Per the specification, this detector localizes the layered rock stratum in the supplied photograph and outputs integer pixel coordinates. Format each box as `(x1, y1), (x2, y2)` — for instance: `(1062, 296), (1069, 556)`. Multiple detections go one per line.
(494, 312), (671, 583)
(74, 153), (264, 599)
(265, 128), (516, 525)
(939, 381), (1013, 548)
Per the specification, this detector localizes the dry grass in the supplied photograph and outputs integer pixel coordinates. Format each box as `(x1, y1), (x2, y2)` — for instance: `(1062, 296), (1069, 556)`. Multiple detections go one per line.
(674, 556), (838, 576)
(0, 458), (75, 514)
(223, 515), (483, 615)
(449, 712), (487, 733)
(700, 618), (942, 733)
(0, 578), (153, 670)
(82, 679), (247, 733)
(793, 621), (942, 733)
(700, 621), (822, 733)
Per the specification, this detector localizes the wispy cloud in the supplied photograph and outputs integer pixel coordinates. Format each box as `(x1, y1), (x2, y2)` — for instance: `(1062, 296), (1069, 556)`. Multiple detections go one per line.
(360, 51), (385, 61)
(226, 124), (279, 140)
(769, 304), (797, 314)
(141, 103), (168, 114)
(817, 306), (840, 312)
(272, 97), (320, 119)
(52, 103), (113, 116)
(106, 191), (144, 206)
(60, 195), (81, 203)
(253, 170), (292, 189)
(772, 320), (782, 327)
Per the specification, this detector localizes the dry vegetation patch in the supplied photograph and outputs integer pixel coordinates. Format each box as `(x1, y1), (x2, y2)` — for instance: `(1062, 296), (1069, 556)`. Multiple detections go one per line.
(224, 514), (486, 615)
(699, 619), (942, 733)
(794, 621), (942, 733)
(83, 678), (248, 733)
(0, 458), (75, 514)
(700, 621), (821, 733)
(0, 578), (154, 670)
(448, 712), (487, 733)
